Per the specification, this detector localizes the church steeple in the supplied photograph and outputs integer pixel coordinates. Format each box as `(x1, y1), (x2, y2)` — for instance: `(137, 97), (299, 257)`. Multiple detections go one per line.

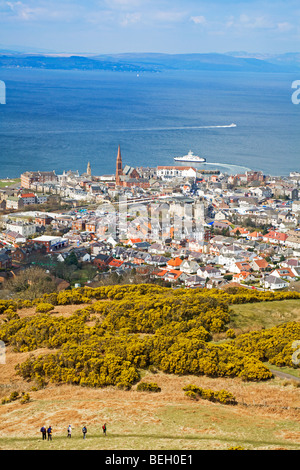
(116, 145), (123, 186)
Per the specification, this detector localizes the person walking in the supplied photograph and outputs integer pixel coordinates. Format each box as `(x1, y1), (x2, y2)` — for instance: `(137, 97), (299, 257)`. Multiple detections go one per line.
(82, 425), (87, 439)
(40, 426), (47, 440)
(67, 425), (72, 438)
(47, 426), (53, 441)
(102, 423), (107, 436)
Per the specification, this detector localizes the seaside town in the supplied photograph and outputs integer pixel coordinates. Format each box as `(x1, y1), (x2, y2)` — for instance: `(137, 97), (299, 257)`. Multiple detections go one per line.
(0, 145), (299, 295)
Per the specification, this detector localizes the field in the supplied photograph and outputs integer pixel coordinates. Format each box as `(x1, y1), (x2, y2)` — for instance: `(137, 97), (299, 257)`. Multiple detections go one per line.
(0, 178), (20, 188)
(230, 299), (300, 331)
(0, 288), (300, 451)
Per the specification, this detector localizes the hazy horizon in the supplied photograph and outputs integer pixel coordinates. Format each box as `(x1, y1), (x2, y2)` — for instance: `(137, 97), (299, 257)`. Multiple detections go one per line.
(1, 47), (300, 57)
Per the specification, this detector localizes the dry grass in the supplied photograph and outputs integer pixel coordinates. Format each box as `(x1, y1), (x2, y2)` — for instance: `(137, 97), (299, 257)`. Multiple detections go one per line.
(17, 303), (92, 319)
(230, 299), (300, 332)
(1, 347), (300, 450)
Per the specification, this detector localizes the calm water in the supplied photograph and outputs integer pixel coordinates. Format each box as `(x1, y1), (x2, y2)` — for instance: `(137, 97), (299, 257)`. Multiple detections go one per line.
(0, 68), (299, 178)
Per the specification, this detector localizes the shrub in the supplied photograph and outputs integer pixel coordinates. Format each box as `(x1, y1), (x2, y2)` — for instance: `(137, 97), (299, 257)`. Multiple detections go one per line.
(4, 309), (19, 321)
(35, 303), (54, 314)
(1, 391), (20, 404)
(9, 391), (19, 402)
(20, 393), (31, 404)
(184, 390), (198, 400)
(226, 329), (236, 339)
(183, 385), (237, 405)
(234, 322), (300, 368)
(0, 283), (292, 390)
(227, 446), (245, 450)
(136, 382), (161, 392)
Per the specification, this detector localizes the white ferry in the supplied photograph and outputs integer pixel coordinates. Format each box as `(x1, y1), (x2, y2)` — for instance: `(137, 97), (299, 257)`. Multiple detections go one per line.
(174, 150), (206, 163)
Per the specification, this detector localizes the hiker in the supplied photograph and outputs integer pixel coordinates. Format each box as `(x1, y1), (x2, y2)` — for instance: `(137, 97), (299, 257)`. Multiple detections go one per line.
(47, 426), (53, 441)
(102, 423), (107, 436)
(40, 426), (47, 440)
(82, 425), (87, 439)
(67, 425), (72, 438)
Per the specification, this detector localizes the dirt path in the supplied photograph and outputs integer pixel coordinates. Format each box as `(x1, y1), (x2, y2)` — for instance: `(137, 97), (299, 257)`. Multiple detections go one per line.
(270, 369), (300, 383)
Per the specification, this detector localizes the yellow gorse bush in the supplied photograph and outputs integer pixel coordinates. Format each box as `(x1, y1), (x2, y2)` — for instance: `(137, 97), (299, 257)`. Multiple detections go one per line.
(183, 384), (237, 404)
(0, 284), (298, 389)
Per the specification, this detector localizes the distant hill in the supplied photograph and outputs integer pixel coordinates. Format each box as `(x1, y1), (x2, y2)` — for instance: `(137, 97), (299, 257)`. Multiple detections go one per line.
(1, 52), (300, 72)
(226, 51), (300, 70)
(0, 54), (155, 72)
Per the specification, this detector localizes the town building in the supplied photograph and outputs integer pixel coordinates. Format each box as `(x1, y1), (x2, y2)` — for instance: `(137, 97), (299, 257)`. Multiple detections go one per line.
(115, 146), (150, 189)
(20, 193), (36, 205)
(32, 235), (69, 253)
(5, 221), (37, 238)
(21, 171), (58, 189)
(157, 166), (197, 180)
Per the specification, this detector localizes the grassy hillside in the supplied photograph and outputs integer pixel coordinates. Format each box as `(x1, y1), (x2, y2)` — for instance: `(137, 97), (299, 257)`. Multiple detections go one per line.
(230, 299), (300, 331)
(0, 368), (300, 450)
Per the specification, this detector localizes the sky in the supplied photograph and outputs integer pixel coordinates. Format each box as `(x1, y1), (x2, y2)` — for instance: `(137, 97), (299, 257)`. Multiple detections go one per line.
(0, 0), (299, 54)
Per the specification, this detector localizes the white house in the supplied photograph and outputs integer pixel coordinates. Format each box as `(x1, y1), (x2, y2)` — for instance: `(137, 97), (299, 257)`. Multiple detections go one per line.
(185, 275), (206, 288)
(263, 275), (289, 290)
(180, 259), (200, 274)
(215, 211), (228, 221)
(250, 187), (272, 199)
(157, 166), (197, 180)
(271, 268), (295, 281)
(197, 265), (222, 279)
(5, 221), (37, 238)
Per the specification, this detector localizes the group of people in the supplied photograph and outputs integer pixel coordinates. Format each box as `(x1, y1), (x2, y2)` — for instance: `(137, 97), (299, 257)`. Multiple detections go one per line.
(40, 426), (52, 441)
(40, 423), (107, 440)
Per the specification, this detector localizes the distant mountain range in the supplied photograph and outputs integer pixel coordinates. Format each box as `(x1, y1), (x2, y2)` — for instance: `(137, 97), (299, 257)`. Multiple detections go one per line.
(0, 50), (300, 72)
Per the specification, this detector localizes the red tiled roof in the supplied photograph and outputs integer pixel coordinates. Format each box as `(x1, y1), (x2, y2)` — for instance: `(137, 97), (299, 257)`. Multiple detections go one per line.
(108, 259), (124, 268)
(167, 257), (183, 267)
(20, 193), (35, 198)
(264, 231), (288, 242)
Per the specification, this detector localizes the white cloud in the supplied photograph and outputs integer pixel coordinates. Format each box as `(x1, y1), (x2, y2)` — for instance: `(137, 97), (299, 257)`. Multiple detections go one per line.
(120, 12), (141, 26)
(3, 1), (80, 22)
(226, 14), (277, 31)
(277, 22), (294, 32)
(154, 10), (187, 23)
(6, 1), (36, 20)
(190, 15), (206, 25)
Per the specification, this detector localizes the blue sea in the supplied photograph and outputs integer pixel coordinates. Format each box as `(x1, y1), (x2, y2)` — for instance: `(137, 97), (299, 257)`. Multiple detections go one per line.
(0, 68), (299, 178)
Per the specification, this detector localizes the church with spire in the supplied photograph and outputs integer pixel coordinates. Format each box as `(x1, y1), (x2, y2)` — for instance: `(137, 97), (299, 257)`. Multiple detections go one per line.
(115, 145), (123, 186)
(115, 145), (150, 189)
